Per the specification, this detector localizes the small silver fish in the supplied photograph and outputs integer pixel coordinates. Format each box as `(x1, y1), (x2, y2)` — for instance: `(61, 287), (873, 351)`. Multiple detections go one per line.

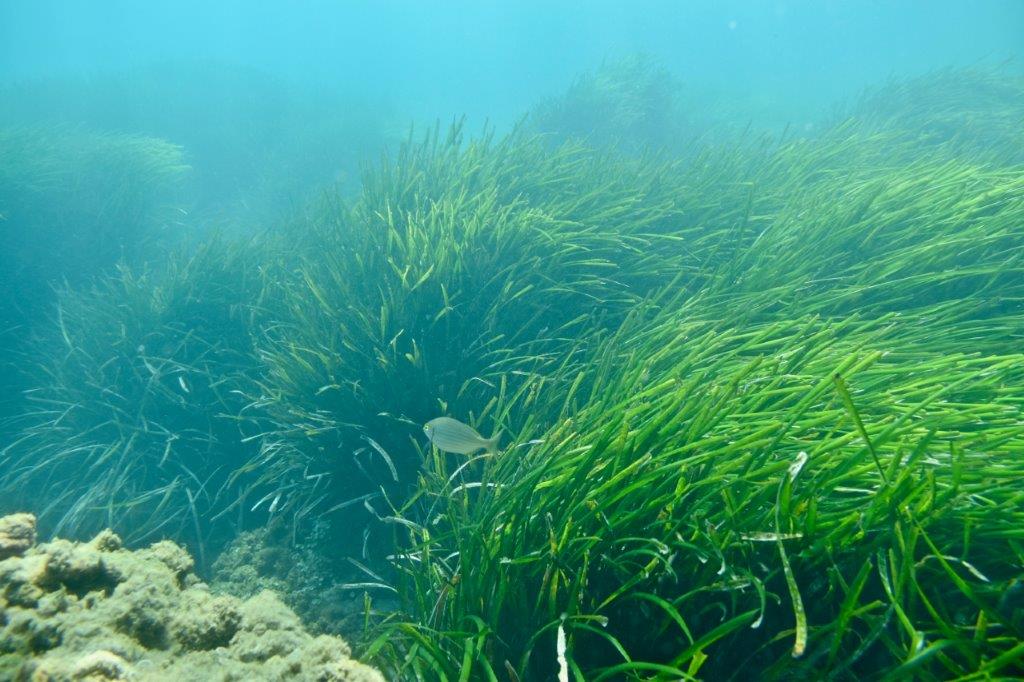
(423, 417), (501, 455)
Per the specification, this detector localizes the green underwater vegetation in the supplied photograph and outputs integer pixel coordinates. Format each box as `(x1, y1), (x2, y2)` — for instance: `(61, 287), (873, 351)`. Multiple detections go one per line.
(843, 65), (1024, 165)
(234, 122), (735, 551)
(529, 54), (688, 152)
(0, 124), (190, 420)
(1, 64), (1023, 679)
(360, 70), (1024, 679)
(527, 54), (821, 154)
(0, 239), (266, 558)
(0, 61), (401, 227)
(0, 125), (189, 309)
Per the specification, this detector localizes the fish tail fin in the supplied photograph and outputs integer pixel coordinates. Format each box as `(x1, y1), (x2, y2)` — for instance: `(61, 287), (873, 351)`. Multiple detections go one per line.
(485, 431), (503, 455)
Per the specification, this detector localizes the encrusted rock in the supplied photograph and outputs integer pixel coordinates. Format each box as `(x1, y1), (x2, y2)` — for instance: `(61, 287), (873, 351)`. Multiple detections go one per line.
(70, 649), (132, 680)
(0, 512), (37, 559)
(89, 529), (123, 553)
(146, 539), (194, 579)
(0, 513), (386, 681)
(232, 591), (308, 663)
(43, 538), (109, 592)
(169, 590), (241, 650)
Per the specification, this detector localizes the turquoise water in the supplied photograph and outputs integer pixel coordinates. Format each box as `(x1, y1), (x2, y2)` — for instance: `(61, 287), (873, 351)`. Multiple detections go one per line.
(1, 2), (1023, 680)
(3, 1), (1022, 130)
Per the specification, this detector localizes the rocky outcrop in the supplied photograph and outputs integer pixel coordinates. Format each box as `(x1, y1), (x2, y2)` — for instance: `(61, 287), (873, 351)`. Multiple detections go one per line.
(0, 513), (386, 681)
(0, 514), (36, 560)
(212, 524), (391, 638)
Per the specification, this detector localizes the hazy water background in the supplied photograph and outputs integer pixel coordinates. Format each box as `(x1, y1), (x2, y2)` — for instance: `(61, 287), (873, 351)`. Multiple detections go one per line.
(1, 2), (1023, 675)
(3, 0), (1020, 239)
(4, 1), (1022, 133)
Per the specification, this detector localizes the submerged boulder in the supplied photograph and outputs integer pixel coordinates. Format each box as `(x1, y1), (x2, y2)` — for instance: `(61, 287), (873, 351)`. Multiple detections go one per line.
(0, 513), (386, 681)
(0, 513), (36, 560)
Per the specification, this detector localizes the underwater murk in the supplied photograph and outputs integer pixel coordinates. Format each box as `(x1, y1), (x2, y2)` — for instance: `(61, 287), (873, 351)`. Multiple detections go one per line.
(1, 2), (1023, 680)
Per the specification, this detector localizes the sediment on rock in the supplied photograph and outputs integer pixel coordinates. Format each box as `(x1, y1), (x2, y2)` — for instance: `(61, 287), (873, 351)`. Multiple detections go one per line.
(0, 513), (386, 681)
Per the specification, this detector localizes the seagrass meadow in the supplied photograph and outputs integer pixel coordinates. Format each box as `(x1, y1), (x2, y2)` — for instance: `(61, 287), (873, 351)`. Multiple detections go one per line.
(2, 39), (1024, 682)
(355, 75), (1024, 679)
